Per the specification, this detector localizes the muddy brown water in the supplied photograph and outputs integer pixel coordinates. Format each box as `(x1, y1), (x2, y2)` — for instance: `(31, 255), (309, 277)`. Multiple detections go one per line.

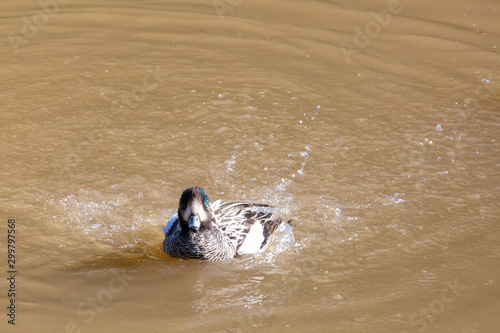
(1, 0), (499, 332)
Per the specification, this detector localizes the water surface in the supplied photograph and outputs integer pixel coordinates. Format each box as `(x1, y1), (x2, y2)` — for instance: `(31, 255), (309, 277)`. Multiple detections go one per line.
(1, 0), (499, 332)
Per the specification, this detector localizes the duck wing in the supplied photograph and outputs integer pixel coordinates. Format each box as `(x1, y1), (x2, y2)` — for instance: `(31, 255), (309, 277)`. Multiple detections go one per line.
(163, 213), (179, 236)
(211, 201), (281, 253)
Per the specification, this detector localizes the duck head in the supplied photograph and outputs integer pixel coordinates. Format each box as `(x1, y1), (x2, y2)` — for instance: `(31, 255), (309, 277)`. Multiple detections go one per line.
(178, 187), (213, 232)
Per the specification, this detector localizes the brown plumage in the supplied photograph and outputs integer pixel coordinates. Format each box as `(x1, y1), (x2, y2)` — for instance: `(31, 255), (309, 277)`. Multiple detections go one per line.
(162, 187), (291, 261)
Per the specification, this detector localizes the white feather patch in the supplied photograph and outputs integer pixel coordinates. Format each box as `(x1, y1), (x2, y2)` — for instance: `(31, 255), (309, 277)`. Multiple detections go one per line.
(237, 223), (265, 255)
(163, 213), (178, 235)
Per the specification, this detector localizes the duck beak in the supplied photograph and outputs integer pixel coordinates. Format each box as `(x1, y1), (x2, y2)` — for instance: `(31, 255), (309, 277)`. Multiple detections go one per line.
(189, 215), (200, 231)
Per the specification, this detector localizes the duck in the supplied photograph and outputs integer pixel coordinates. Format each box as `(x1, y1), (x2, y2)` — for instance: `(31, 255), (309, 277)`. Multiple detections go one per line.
(162, 186), (289, 261)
